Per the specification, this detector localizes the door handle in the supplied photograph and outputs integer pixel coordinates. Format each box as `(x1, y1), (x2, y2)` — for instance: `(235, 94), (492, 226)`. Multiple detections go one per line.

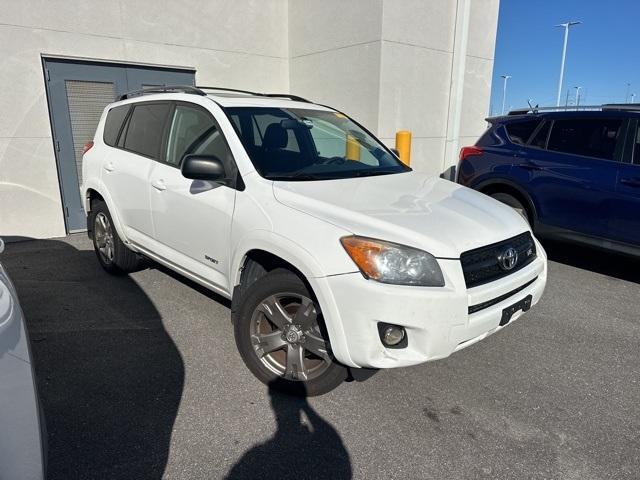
(103, 162), (115, 173)
(620, 177), (640, 188)
(151, 179), (166, 191)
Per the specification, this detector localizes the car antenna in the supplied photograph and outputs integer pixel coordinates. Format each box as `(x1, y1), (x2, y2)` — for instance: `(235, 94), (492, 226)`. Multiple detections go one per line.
(527, 99), (538, 114)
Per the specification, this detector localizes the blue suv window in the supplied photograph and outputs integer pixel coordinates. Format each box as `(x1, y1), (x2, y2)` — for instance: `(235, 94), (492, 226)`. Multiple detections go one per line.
(530, 121), (551, 149)
(505, 120), (540, 145)
(547, 118), (622, 161)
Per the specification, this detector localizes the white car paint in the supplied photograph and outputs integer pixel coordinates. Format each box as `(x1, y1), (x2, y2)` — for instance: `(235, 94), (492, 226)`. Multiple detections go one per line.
(0, 238), (46, 480)
(81, 92), (547, 370)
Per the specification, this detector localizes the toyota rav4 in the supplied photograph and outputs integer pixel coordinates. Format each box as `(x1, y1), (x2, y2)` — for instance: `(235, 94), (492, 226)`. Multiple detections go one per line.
(81, 86), (547, 395)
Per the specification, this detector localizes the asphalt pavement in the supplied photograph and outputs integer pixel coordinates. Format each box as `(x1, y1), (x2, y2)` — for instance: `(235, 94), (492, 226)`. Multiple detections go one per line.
(3, 235), (639, 480)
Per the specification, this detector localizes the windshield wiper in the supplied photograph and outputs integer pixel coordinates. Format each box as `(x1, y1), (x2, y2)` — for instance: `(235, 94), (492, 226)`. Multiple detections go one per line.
(267, 173), (329, 181)
(349, 169), (403, 177)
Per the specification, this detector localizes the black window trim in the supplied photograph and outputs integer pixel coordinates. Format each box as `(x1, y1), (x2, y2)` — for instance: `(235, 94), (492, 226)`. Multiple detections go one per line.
(625, 118), (639, 165)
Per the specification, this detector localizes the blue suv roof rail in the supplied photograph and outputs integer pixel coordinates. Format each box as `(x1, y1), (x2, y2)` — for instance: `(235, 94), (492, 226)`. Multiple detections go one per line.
(507, 103), (640, 116)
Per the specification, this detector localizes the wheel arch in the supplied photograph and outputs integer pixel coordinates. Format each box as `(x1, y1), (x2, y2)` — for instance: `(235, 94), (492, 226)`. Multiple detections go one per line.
(82, 181), (128, 243)
(229, 235), (356, 368)
(474, 178), (538, 227)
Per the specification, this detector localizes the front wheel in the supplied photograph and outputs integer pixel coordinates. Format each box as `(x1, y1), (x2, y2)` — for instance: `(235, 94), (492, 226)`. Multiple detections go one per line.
(234, 270), (347, 396)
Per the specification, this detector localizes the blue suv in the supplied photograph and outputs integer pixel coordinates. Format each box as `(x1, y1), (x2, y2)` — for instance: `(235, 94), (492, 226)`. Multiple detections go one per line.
(457, 105), (640, 256)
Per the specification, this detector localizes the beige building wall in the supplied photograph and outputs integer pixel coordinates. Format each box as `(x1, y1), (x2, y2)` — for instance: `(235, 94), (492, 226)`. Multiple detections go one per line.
(0, 0), (498, 239)
(290, 0), (500, 177)
(0, 0), (289, 239)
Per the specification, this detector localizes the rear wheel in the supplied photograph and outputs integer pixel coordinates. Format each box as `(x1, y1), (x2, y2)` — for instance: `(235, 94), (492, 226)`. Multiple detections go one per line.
(490, 192), (530, 225)
(90, 201), (145, 274)
(234, 270), (347, 396)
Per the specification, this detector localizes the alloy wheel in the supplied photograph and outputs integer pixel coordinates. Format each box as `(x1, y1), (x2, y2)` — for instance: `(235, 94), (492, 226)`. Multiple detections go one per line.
(94, 212), (115, 263)
(250, 292), (332, 381)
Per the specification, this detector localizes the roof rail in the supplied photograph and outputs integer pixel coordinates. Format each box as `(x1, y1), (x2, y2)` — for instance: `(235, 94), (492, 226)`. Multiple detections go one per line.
(507, 103), (640, 116)
(601, 103), (640, 112)
(263, 93), (311, 103)
(117, 85), (205, 101)
(196, 85), (311, 103)
(196, 86), (260, 96)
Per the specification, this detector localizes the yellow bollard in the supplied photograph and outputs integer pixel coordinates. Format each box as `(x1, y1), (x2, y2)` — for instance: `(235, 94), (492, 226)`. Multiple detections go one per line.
(395, 130), (412, 166)
(345, 133), (361, 161)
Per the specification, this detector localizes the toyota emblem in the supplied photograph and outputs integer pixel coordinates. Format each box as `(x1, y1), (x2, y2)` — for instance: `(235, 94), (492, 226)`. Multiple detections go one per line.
(498, 247), (518, 271)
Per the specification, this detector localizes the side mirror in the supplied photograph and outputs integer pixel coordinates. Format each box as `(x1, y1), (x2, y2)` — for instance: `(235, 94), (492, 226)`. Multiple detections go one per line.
(181, 155), (226, 181)
(391, 148), (400, 157)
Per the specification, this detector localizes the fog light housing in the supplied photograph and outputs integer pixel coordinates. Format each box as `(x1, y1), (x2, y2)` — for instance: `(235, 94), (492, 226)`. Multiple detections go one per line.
(377, 323), (407, 349)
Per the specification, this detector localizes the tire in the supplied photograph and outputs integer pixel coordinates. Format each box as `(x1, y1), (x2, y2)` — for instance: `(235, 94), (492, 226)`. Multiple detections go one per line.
(490, 192), (531, 225)
(234, 270), (347, 396)
(89, 201), (145, 274)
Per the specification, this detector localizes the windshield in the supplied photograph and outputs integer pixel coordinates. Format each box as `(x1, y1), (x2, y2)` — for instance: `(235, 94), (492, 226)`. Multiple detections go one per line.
(225, 107), (411, 180)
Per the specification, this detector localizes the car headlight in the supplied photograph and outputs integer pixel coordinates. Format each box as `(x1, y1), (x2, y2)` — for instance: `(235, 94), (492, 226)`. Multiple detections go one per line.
(340, 236), (445, 286)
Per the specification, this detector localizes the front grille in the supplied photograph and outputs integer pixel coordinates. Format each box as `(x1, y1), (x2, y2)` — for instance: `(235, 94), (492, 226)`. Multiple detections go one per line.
(461, 232), (536, 288)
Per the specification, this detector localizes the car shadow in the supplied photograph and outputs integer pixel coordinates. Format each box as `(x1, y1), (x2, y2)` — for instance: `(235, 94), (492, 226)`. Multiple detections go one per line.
(225, 381), (352, 480)
(542, 238), (640, 283)
(2, 238), (184, 480)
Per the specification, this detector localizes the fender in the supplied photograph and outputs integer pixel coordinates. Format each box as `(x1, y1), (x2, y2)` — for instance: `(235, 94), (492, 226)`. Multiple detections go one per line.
(82, 179), (132, 248)
(230, 230), (328, 287)
(229, 230), (357, 368)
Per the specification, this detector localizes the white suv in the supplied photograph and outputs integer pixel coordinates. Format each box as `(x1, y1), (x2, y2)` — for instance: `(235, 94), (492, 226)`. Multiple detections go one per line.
(81, 86), (547, 395)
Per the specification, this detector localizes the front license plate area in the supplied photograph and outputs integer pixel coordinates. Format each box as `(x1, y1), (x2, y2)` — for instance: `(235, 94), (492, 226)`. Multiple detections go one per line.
(500, 294), (532, 326)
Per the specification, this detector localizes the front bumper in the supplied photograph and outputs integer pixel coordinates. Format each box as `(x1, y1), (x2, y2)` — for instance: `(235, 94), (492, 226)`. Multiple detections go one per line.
(313, 240), (547, 369)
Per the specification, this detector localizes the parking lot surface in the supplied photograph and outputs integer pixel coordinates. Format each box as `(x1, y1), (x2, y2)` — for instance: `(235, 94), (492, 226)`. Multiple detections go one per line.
(3, 235), (639, 479)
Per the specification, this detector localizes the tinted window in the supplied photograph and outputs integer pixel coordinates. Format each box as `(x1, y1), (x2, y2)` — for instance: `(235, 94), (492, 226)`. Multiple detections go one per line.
(103, 105), (130, 147)
(547, 118), (622, 160)
(166, 105), (233, 167)
(123, 103), (171, 159)
(530, 121), (551, 149)
(505, 120), (539, 145)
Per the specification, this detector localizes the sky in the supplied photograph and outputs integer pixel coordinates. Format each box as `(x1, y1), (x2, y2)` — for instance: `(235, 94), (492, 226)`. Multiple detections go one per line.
(489, 0), (640, 115)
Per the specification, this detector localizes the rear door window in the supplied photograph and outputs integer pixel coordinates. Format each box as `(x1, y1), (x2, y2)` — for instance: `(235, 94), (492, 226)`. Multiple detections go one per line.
(103, 105), (130, 146)
(547, 118), (623, 161)
(122, 102), (171, 159)
(505, 120), (540, 145)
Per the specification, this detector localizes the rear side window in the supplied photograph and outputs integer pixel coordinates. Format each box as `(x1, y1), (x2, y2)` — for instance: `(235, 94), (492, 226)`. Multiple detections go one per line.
(505, 120), (540, 145)
(547, 118), (623, 160)
(103, 105), (130, 147)
(530, 121), (551, 149)
(123, 103), (171, 159)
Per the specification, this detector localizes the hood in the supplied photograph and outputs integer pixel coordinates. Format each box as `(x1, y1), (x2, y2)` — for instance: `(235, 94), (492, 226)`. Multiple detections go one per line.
(272, 171), (530, 258)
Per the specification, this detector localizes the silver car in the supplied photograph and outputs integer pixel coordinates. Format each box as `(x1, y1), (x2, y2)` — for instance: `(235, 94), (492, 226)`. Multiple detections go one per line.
(0, 238), (46, 480)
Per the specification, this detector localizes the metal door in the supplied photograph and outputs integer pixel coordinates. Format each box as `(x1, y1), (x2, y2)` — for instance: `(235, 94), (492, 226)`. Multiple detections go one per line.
(43, 57), (195, 232)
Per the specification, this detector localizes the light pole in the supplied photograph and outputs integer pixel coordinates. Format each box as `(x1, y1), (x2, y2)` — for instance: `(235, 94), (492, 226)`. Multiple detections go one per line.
(631, 93), (636, 103)
(574, 86), (582, 107)
(501, 74), (511, 115)
(626, 83), (631, 102)
(555, 21), (581, 106)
